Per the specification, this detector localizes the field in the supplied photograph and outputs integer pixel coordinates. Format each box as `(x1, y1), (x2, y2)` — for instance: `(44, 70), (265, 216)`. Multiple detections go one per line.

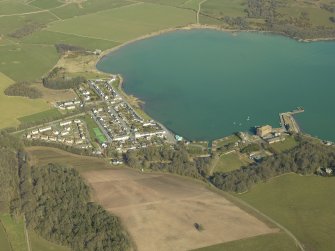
(214, 152), (251, 173)
(83, 169), (276, 251)
(270, 135), (298, 153)
(47, 3), (196, 43)
(31, 83), (78, 103)
(18, 108), (62, 125)
(0, 73), (50, 129)
(192, 232), (299, 251)
(239, 173), (335, 251)
(0, 44), (59, 81)
(0, 214), (27, 251)
(0, 219), (12, 251)
(83, 114), (104, 146)
(93, 127), (107, 143)
(26, 146), (110, 172)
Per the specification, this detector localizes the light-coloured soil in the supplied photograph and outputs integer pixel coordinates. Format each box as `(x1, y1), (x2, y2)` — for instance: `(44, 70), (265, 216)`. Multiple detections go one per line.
(82, 169), (277, 251)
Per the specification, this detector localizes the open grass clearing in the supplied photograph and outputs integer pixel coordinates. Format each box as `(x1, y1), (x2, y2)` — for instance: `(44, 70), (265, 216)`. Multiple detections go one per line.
(31, 82), (78, 103)
(192, 232), (299, 251)
(270, 135), (298, 153)
(214, 151), (250, 173)
(0, 44), (59, 81)
(238, 173), (335, 251)
(82, 168), (276, 251)
(26, 146), (110, 172)
(0, 72), (50, 129)
(0, 214), (27, 251)
(47, 3), (196, 42)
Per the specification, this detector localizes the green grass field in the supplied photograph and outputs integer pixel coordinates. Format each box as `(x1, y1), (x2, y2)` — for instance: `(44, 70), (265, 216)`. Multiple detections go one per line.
(47, 3), (196, 43)
(214, 152), (250, 173)
(201, 0), (246, 18)
(193, 232), (299, 251)
(0, 214), (27, 251)
(0, 72), (49, 129)
(238, 173), (335, 251)
(0, 44), (59, 81)
(270, 136), (298, 153)
(18, 108), (62, 125)
(93, 127), (107, 143)
(84, 114), (105, 145)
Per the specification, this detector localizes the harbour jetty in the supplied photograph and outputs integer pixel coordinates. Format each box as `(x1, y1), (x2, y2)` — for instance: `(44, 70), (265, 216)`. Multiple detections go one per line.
(280, 107), (304, 133)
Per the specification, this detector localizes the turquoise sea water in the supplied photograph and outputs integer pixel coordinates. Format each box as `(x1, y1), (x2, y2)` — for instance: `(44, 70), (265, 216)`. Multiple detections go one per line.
(97, 30), (335, 141)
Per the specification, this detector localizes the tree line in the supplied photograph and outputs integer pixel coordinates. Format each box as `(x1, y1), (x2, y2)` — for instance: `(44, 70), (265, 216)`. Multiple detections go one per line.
(210, 135), (335, 193)
(43, 67), (86, 90)
(4, 81), (42, 99)
(124, 144), (212, 179)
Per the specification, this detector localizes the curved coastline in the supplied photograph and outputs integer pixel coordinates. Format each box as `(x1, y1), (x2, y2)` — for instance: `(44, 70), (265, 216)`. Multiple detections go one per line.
(94, 24), (335, 142)
(95, 24), (335, 72)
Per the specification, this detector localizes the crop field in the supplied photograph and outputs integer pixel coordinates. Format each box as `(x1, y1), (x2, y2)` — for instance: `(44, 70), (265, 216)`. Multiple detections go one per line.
(82, 168), (276, 251)
(47, 3), (196, 43)
(29, 0), (64, 9)
(26, 146), (110, 172)
(22, 30), (120, 51)
(239, 173), (335, 251)
(214, 152), (250, 173)
(0, 12), (58, 35)
(0, 44), (59, 81)
(18, 108), (62, 125)
(192, 232), (299, 251)
(50, 0), (133, 19)
(0, 73), (49, 129)
(0, 1), (40, 15)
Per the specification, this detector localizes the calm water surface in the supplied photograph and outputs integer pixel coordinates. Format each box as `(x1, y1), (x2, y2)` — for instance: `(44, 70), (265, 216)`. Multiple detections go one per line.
(97, 30), (335, 141)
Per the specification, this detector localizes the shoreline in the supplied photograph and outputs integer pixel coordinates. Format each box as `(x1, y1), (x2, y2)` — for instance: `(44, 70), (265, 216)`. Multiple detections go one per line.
(94, 23), (335, 71)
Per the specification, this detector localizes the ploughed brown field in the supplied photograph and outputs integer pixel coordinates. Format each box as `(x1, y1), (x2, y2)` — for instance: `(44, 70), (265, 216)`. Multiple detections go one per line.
(27, 146), (276, 251)
(83, 169), (277, 251)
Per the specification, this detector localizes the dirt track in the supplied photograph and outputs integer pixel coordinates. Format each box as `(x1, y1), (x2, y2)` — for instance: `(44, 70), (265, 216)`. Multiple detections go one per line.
(83, 169), (276, 251)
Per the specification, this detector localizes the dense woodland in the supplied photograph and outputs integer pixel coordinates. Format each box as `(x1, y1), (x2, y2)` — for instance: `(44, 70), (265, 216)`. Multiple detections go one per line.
(43, 67), (86, 90)
(4, 81), (42, 99)
(0, 132), (130, 250)
(124, 144), (212, 179)
(210, 136), (335, 193)
(19, 162), (130, 251)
